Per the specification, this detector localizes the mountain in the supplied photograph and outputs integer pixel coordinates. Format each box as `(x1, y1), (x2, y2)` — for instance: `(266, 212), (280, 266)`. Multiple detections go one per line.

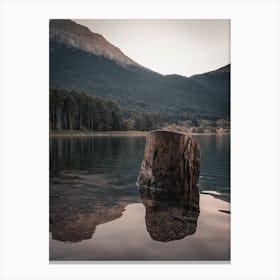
(50, 19), (141, 67)
(50, 19), (230, 121)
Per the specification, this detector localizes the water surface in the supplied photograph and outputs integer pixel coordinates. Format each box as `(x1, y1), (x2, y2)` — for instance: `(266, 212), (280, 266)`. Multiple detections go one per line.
(49, 134), (230, 261)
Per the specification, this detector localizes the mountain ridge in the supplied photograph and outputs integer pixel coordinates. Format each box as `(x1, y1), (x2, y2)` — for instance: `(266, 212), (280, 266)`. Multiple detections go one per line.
(190, 64), (230, 78)
(50, 19), (143, 68)
(50, 20), (230, 122)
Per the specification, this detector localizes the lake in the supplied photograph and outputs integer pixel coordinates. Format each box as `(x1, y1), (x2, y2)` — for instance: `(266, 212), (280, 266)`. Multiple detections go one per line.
(49, 134), (230, 261)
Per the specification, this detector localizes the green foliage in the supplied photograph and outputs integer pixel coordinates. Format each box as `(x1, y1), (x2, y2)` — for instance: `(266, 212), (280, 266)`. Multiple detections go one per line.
(50, 88), (124, 131)
(50, 42), (230, 122)
(133, 112), (164, 131)
(50, 89), (166, 132)
(191, 118), (202, 127)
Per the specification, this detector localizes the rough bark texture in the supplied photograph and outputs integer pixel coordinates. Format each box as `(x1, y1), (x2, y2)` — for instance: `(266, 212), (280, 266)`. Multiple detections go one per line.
(136, 130), (201, 242)
(136, 130), (201, 192)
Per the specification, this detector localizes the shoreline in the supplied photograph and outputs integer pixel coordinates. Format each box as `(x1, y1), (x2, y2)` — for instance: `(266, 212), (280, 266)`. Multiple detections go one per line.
(49, 130), (230, 137)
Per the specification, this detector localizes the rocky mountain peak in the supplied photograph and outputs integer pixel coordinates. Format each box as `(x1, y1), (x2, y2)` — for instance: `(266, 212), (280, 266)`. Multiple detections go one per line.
(49, 19), (140, 67)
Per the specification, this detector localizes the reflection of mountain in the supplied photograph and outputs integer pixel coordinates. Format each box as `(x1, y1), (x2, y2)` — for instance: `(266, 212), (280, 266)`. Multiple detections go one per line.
(50, 172), (138, 242)
(139, 185), (200, 242)
(50, 137), (145, 243)
(50, 204), (125, 242)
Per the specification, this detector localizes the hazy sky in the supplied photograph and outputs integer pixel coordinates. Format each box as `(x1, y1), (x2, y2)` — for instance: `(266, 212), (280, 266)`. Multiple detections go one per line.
(74, 19), (230, 77)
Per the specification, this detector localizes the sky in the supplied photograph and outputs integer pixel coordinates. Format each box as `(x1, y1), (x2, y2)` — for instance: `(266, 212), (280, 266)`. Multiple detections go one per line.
(73, 19), (230, 77)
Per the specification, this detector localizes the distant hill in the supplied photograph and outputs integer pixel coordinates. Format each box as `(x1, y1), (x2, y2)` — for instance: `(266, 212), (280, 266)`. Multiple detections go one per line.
(50, 19), (230, 122)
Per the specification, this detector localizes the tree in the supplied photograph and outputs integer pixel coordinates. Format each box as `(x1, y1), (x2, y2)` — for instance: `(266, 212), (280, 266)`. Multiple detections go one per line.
(134, 114), (145, 131)
(50, 88), (66, 130)
(63, 94), (78, 130)
(74, 91), (87, 129)
(191, 118), (201, 127)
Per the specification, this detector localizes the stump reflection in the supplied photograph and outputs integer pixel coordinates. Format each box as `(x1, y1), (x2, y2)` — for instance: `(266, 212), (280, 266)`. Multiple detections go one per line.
(139, 185), (200, 242)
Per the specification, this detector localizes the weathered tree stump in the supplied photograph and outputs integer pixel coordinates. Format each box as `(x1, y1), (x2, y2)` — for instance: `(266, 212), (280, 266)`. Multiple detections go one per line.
(136, 130), (201, 192)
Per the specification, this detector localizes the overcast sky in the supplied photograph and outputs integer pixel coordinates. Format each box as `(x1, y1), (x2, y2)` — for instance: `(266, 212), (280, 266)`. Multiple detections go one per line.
(73, 19), (230, 77)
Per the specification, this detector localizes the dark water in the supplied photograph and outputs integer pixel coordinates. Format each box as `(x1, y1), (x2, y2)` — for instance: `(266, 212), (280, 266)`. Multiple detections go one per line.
(49, 134), (230, 261)
(196, 134), (230, 202)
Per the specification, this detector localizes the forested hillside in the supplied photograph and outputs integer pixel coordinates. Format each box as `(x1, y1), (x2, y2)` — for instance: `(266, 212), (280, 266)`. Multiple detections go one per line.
(50, 41), (230, 122)
(50, 89), (165, 131)
(49, 20), (230, 131)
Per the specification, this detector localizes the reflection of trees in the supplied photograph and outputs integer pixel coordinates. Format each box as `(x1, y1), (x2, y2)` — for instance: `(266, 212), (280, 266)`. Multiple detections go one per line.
(50, 202), (125, 242)
(139, 185), (200, 242)
(49, 136), (145, 178)
(50, 137), (124, 171)
(50, 179), (131, 242)
(49, 137), (146, 243)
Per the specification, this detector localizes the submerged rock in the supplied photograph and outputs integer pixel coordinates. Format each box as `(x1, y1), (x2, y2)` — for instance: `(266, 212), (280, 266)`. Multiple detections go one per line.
(136, 130), (201, 192)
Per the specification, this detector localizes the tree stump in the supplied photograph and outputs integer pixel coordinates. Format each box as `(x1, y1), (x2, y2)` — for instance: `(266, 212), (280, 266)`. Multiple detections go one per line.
(136, 130), (201, 192)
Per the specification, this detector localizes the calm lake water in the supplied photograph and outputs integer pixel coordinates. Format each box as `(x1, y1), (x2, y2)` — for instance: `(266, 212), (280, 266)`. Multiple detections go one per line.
(49, 134), (230, 261)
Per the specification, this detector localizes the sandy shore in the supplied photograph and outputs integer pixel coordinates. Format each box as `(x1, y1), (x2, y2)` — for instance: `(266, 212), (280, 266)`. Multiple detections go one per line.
(49, 130), (230, 137)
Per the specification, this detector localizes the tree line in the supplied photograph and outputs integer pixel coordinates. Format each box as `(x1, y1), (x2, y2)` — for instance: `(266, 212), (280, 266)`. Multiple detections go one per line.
(131, 112), (164, 131)
(50, 89), (164, 131)
(50, 88), (124, 131)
